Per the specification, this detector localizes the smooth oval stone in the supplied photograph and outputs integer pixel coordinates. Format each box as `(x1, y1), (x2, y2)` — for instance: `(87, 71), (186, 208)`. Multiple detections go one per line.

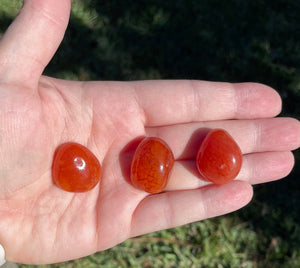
(131, 137), (175, 193)
(52, 142), (101, 192)
(196, 129), (242, 185)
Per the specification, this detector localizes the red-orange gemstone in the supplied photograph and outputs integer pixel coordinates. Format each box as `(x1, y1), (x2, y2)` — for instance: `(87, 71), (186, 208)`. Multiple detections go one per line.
(131, 137), (175, 194)
(196, 129), (242, 185)
(52, 142), (101, 192)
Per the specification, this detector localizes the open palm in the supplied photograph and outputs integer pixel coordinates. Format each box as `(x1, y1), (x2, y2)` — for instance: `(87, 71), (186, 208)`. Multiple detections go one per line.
(0, 0), (299, 265)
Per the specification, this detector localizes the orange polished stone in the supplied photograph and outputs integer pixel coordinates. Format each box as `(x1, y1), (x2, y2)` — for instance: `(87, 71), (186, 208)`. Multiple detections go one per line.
(131, 137), (175, 194)
(196, 129), (242, 185)
(52, 142), (101, 192)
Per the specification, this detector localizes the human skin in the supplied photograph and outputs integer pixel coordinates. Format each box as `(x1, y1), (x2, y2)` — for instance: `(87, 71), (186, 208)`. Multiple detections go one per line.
(0, 0), (299, 264)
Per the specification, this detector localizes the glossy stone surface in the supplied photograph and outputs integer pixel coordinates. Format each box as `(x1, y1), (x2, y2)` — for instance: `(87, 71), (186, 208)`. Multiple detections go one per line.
(131, 137), (175, 193)
(52, 142), (101, 192)
(196, 129), (242, 185)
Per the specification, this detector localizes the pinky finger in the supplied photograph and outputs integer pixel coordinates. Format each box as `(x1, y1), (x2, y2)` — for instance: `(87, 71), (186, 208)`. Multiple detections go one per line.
(130, 181), (253, 237)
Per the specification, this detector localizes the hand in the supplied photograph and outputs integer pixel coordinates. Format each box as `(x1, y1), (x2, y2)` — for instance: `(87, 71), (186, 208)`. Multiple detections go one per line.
(0, 0), (299, 264)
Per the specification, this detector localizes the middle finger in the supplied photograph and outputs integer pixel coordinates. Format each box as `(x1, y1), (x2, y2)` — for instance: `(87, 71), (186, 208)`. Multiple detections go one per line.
(146, 117), (300, 159)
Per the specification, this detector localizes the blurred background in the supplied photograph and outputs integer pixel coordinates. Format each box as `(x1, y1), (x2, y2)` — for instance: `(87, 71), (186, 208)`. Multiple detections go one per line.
(1, 0), (299, 267)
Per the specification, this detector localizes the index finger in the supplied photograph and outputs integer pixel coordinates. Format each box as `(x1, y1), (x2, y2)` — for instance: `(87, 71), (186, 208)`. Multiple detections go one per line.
(132, 80), (282, 126)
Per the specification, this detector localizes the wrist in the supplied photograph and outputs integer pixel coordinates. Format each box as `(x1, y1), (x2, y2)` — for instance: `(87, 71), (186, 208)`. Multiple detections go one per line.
(0, 243), (5, 266)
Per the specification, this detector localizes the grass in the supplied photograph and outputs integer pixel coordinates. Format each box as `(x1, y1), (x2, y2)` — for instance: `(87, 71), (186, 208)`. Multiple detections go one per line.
(19, 218), (260, 268)
(1, 0), (300, 267)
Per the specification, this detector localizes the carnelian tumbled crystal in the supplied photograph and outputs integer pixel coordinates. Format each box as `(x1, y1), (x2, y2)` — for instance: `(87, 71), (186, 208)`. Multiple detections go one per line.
(131, 137), (174, 194)
(52, 142), (101, 192)
(196, 129), (242, 185)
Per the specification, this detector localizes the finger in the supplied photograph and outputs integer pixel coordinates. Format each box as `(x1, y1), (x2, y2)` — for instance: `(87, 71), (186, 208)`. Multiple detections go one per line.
(132, 80), (282, 126)
(237, 151), (295, 184)
(0, 0), (71, 86)
(165, 151), (295, 191)
(130, 181), (253, 237)
(146, 117), (300, 159)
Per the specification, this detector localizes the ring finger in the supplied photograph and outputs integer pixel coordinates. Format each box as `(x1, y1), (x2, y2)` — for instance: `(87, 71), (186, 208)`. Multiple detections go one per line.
(165, 151), (294, 190)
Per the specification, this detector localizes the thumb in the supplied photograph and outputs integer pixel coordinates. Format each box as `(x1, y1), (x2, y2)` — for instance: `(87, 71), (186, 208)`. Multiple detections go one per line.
(0, 0), (71, 87)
